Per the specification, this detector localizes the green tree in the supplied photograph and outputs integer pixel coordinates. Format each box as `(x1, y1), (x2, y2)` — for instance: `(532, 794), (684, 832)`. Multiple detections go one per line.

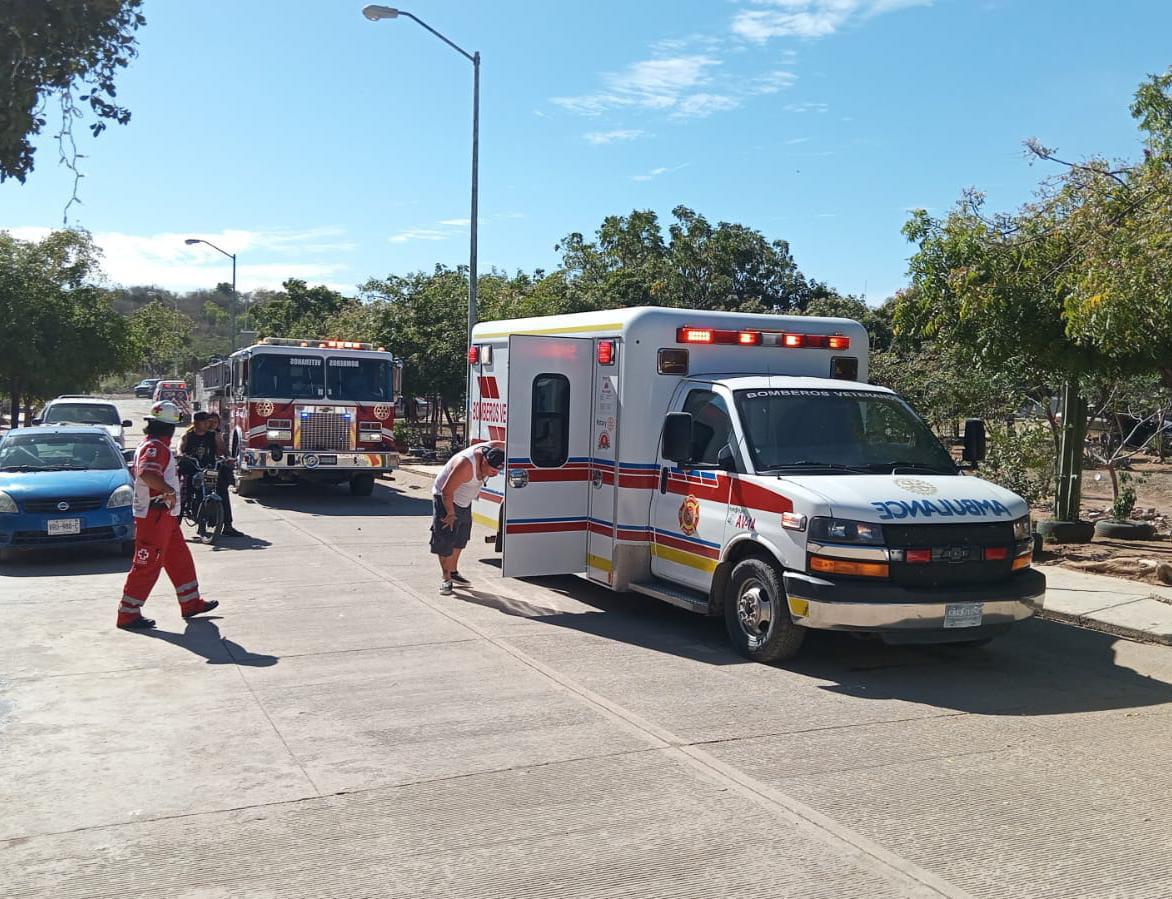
(129, 301), (194, 377)
(1, 1), (146, 184)
(0, 229), (135, 423)
(248, 279), (355, 341)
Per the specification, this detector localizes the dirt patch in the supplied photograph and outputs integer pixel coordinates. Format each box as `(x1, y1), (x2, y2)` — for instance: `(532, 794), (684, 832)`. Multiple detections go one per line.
(1030, 456), (1172, 585)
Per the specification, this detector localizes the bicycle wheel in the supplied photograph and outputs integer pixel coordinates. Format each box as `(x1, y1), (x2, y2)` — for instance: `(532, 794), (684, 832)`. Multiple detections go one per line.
(199, 500), (224, 544)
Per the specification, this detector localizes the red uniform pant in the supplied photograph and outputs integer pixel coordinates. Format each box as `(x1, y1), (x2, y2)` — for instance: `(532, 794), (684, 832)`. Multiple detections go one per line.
(118, 507), (201, 624)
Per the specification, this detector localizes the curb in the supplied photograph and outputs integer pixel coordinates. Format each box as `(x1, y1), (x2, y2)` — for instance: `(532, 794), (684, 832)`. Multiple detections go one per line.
(1031, 602), (1172, 647)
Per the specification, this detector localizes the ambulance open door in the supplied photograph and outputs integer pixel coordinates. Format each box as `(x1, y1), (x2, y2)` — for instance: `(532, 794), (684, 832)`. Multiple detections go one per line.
(502, 335), (594, 577)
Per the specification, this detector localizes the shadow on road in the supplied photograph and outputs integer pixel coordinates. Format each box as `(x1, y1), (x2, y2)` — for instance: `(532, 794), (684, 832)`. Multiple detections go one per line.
(131, 616), (279, 667)
(463, 564), (1172, 716)
(239, 481), (433, 517)
(0, 544), (130, 577)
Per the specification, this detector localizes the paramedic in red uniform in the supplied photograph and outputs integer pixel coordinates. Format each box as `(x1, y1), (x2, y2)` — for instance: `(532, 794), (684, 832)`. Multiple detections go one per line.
(430, 441), (505, 595)
(116, 401), (220, 629)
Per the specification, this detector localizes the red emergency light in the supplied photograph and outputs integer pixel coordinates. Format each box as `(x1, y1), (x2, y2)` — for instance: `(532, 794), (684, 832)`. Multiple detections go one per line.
(467, 346), (480, 364)
(677, 327), (849, 350)
(678, 328), (714, 344)
(597, 339), (616, 365)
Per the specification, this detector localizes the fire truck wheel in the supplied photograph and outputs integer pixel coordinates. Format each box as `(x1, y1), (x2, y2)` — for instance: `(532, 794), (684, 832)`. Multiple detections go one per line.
(235, 477), (261, 498)
(349, 473), (376, 496)
(724, 557), (806, 663)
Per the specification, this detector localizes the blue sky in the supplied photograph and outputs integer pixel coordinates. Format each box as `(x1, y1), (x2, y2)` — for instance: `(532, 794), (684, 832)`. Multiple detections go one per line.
(2, 0), (1168, 303)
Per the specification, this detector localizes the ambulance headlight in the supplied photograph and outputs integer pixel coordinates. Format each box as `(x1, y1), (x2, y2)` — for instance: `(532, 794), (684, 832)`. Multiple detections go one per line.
(1012, 515), (1031, 540)
(809, 516), (885, 545)
(107, 485), (134, 509)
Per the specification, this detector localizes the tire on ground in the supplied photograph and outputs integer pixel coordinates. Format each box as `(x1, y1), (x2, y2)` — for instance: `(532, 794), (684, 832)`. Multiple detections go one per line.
(349, 473), (376, 496)
(1036, 519), (1095, 544)
(723, 556), (805, 663)
(1093, 519), (1157, 540)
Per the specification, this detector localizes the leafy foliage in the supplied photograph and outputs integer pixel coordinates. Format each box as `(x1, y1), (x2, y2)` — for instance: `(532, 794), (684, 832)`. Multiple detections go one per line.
(1, 1), (146, 184)
(129, 301), (194, 377)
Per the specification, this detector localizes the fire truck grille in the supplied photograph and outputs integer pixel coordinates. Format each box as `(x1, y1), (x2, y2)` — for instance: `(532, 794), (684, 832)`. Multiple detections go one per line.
(298, 411), (352, 451)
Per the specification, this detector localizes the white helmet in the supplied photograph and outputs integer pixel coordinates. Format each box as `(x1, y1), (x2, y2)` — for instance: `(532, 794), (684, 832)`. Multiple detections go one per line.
(146, 400), (182, 424)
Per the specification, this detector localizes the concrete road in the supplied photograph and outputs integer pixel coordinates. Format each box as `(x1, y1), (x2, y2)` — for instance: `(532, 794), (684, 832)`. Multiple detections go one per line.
(2, 417), (1171, 897)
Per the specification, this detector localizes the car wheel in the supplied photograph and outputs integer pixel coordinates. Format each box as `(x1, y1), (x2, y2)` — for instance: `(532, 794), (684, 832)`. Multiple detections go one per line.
(120, 540), (136, 557)
(724, 557), (806, 663)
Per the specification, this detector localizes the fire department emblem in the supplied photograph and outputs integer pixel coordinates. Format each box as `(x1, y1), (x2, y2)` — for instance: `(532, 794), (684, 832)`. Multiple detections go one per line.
(678, 495), (701, 536)
(373, 403), (392, 421)
(256, 400), (275, 418)
(895, 478), (937, 496)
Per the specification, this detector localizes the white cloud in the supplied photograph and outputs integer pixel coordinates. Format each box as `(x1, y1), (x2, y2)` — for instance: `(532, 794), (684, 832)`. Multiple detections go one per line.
(750, 69), (799, 94)
(552, 55), (721, 116)
(389, 227), (451, 243)
(437, 218), (472, 227)
(2, 226), (352, 292)
(784, 101), (830, 113)
(785, 136), (812, 144)
(584, 129), (647, 145)
(629, 163), (689, 182)
(673, 93), (741, 119)
(732, 0), (931, 43)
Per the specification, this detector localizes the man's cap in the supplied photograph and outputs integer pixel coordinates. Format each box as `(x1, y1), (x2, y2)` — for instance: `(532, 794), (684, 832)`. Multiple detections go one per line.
(193, 411), (211, 422)
(483, 447), (505, 468)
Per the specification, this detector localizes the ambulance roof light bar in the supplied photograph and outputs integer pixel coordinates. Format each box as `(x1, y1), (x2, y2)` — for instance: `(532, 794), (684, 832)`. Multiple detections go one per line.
(676, 327), (848, 350)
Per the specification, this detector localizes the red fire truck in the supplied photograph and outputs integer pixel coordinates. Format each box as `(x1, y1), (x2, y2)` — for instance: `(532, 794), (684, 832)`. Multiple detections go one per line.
(195, 338), (402, 497)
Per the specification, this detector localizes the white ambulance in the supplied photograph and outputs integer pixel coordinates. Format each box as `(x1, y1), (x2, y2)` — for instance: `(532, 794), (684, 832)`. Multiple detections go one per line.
(468, 307), (1043, 662)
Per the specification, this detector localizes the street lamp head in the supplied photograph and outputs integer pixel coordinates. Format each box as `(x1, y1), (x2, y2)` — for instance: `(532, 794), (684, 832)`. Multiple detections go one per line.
(362, 5), (400, 20)
(184, 238), (202, 246)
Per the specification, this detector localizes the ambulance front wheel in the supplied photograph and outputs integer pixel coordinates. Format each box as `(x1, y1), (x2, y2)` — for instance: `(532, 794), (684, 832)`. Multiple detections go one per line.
(724, 557), (806, 663)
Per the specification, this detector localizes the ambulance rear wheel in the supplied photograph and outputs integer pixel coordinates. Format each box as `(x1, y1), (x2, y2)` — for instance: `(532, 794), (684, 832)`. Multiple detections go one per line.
(724, 557), (805, 663)
(349, 473), (376, 496)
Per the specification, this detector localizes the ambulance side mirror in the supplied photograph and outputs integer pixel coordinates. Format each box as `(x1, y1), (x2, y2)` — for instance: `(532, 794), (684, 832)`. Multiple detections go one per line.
(962, 418), (986, 466)
(662, 412), (694, 464)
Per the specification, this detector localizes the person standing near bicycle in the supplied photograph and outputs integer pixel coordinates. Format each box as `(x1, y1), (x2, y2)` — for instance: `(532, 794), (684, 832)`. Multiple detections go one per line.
(180, 411), (242, 537)
(116, 401), (219, 629)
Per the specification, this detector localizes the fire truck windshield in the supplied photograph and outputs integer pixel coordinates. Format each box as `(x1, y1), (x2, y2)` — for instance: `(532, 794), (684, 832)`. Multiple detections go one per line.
(326, 357), (393, 402)
(249, 353), (325, 399)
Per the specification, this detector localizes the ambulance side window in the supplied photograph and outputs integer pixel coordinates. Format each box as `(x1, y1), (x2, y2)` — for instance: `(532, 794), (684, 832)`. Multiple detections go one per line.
(682, 389), (733, 466)
(531, 373), (570, 467)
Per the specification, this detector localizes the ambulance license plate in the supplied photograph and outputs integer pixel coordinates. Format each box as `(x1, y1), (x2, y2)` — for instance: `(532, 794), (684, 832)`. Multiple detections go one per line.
(944, 602), (982, 628)
(48, 518), (81, 536)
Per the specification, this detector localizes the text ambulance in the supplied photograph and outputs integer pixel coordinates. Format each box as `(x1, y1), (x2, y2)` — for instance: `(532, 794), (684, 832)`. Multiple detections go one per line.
(195, 338), (401, 497)
(468, 307), (1043, 662)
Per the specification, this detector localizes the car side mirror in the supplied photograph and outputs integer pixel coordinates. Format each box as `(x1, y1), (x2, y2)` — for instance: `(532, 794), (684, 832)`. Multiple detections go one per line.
(717, 443), (738, 472)
(122, 448), (135, 465)
(31, 418), (42, 425)
(122, 420), (133, 427)
(662, 412), (694, 464)
(962, 418), (986, 466)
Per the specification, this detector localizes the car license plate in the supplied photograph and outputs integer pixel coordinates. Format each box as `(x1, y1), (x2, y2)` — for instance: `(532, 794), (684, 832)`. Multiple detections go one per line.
(47, 518), (81, 536)
(944, 602), (982, 628)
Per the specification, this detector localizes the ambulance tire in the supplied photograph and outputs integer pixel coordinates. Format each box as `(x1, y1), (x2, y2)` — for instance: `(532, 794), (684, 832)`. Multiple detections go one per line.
(349, 473), (376, 496)
(724, 557), (806, 663)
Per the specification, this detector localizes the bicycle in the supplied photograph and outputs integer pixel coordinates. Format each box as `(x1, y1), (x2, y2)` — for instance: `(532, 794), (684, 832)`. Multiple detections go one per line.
(180, 455), (225, 545)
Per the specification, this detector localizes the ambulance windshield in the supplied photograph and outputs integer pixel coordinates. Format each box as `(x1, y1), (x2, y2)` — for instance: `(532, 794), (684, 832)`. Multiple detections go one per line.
(733, 389), (956, 474)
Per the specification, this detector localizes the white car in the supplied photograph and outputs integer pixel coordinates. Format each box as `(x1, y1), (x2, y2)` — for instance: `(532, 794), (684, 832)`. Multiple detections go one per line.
(38, 398), (134, 449)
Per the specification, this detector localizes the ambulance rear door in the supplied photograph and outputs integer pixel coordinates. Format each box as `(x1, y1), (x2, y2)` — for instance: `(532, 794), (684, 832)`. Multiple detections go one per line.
(503, 335), (594, 577)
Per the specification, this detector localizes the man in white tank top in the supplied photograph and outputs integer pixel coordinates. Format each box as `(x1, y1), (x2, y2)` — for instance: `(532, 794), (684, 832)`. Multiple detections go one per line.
(430, 441), (505, 594)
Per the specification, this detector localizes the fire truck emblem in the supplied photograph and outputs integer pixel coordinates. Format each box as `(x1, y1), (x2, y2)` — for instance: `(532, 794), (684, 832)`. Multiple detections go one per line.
(895, 478), (937, 496)
(256, 400), (275, 418)
(678, 495), (700, 536)
(373, 403), (392, 421)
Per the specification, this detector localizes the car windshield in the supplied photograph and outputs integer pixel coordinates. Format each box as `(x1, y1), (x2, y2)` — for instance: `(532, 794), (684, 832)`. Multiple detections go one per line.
(156, 386), (188, 402)
(325, 356), (393, 402)
(249, 353), (326, 399)
(0, 433), (123, 471)
(733, 388), (956, 474)
(43, 403), (120, 426)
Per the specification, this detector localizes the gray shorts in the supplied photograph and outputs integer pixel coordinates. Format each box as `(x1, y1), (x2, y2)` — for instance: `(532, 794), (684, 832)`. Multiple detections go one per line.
(429, 496), (473, 556)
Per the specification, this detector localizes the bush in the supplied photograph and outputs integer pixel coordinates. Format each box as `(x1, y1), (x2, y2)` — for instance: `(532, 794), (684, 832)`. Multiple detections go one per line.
(981, 424), (1055, 507)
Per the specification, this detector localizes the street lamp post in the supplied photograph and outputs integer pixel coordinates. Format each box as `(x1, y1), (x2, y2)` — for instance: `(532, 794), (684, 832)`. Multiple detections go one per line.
(362, 5), (480, 383)
(185, 238), (238, 351)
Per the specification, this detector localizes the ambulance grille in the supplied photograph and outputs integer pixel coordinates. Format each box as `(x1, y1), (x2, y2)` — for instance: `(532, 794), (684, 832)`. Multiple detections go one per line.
(298, 410), (352, 451)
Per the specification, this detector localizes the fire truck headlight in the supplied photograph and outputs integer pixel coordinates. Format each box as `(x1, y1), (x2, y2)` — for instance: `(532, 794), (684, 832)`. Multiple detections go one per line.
(267, 429), (292, 441)
(359, 432), (382, 442)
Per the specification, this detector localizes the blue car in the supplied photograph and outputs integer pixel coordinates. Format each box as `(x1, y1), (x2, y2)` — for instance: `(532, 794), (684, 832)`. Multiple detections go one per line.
(0, 426), (136, 557)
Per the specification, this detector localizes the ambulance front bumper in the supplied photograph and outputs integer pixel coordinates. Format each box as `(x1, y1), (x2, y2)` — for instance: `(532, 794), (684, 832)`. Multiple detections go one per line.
(241, 449), (400, 472)
(782, 569), (1043, 635)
